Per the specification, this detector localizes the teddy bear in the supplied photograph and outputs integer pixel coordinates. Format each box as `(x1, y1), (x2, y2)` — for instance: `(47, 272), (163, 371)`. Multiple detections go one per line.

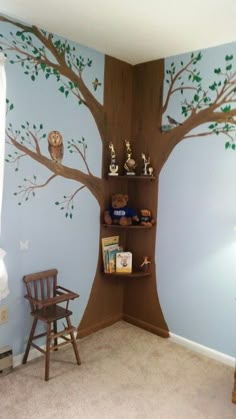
(104, 193), (139, 226)
(139, 209), (155, 227)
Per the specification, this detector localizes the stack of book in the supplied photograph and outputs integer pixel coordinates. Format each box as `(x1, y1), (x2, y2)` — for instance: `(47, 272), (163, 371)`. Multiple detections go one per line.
(101, 236), (132, 274)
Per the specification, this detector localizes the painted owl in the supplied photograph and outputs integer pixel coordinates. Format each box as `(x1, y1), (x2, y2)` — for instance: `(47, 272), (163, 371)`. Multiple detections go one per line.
(48, 130), (64, 163)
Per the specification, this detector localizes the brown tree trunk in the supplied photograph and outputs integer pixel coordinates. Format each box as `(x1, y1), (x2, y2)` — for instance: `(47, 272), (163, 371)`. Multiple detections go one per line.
(78, 56), (169, 337)
(122, 59), (168, 335)
(78, 56), (134, 336)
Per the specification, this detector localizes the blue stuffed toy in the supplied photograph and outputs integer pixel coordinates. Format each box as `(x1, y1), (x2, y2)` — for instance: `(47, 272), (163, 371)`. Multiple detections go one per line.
(104, 193), (139, 226)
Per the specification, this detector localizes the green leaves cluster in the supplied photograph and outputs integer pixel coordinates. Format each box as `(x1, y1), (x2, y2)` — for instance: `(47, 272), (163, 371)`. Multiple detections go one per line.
(54, 196), (75, 219)
(13, 175), (37, 206)
(67, 136), (88, 154)
(210, 54), (234, 91)
(1, 27), (93, 106)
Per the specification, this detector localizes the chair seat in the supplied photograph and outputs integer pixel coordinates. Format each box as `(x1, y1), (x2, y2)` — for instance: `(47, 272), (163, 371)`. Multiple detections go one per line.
(31, 305), (72, 322)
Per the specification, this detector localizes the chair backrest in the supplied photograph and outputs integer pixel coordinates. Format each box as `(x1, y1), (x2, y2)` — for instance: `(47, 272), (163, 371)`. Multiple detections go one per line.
(23, 269), (58, 311)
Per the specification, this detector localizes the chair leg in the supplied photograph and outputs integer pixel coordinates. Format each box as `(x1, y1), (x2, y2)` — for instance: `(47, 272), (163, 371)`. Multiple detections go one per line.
(66, 317), (81, 365)
(53, 321), (58, 350)
(45, 323), (51, 381)
(233, 369), (236, 404)
(22, 317), (38, 364)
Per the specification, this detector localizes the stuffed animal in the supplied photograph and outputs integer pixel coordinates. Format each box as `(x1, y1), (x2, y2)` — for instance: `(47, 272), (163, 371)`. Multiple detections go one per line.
(104, 193), (139, 226)
(139, 209), (155, 227)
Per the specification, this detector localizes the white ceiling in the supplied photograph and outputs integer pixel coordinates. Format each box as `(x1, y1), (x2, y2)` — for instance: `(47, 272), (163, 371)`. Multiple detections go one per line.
(1, 0), (236, 65)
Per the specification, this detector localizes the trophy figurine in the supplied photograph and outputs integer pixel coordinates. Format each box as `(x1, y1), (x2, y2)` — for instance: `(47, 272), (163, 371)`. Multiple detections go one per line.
(108, 142), (119, 176)
(124, 140), (136, 175)
(141, 153), (151, 176)
(148, 166), (154, 176)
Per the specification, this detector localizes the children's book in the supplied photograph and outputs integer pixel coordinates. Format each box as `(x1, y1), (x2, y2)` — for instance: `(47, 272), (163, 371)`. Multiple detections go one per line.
(116, 252), (132, 273)
(108, 246), (123, 273)
(101, 236), (119, 273)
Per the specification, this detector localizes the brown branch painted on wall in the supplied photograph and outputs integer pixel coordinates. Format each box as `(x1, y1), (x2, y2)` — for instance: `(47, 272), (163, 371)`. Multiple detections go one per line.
(6, 130), (104, 205)
(158, 52), (236, 172)
(0, 15), (106, 143)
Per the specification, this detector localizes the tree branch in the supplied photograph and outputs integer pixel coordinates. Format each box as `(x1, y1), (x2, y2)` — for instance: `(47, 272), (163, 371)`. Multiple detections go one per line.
(163, 56), (197, 114)
(6, 131), (104, 205)
(15, 174), (57, 202)
(0, 15), (106, 143)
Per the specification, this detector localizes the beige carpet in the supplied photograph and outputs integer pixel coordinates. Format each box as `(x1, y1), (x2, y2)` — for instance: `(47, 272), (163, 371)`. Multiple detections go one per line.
(0, 321), (235, 419)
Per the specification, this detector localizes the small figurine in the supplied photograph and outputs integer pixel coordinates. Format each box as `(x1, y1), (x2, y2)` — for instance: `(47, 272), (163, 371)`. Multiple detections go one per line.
(139, 209), (155, 227)
(141, 153), (150, 176)
(140, 256), (151, 272)
(108, 142), (119, 176)
(148, 167), (154, 176)
(124, 140), (136, 175)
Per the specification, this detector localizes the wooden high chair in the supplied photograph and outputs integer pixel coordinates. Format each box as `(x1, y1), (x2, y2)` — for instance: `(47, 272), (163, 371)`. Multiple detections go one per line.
(22, 269), (81, 381)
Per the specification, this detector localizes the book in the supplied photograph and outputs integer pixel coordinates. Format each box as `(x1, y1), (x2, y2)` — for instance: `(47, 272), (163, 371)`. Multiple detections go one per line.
(116, 252), (132, 273)
(101, 236), (119, 273)
(108, 246), (123, 273)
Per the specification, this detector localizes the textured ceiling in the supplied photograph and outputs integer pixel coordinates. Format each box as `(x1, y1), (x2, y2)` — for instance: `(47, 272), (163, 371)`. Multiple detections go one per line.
(1, 0), (236, 64)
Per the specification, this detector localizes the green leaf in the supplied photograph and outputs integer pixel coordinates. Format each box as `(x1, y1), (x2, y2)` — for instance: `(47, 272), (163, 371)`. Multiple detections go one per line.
(40, 63), (47, 71)
(194, 94), (199, 102)
(31, 75), (35, 81)
(196, 52), (202, 61)
(226, 64), (232, 71)
(214, 68), (221, 74)
(9, 103), (14, 110)
(225, 54), (233, 61)
(59, 86), (65, 93)
(209, 83), (216, 91)
(193, 75), (202, 82)
(225, 142), (231, 149)
(55, 201), (60, 205)
(232, 144), (236, 150)
(221, 105), (231, 112)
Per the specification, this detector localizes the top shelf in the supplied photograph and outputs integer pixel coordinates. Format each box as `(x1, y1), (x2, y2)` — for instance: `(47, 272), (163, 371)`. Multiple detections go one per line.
(106, 175), (156, 181)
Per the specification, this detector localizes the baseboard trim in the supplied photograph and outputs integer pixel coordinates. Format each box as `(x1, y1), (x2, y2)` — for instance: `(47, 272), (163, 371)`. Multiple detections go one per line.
(77, 314), (123, 338)
(170, 332), (235, 368)
(123, 314), (169, 338)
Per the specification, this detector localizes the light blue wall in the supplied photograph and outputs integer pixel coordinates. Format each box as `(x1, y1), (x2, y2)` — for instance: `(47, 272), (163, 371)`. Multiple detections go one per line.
(0, 16), (104, 355)
(157, 43), (236, 357)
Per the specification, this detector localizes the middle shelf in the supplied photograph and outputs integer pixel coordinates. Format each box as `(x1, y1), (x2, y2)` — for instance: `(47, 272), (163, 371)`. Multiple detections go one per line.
(102, 224), (153, 230)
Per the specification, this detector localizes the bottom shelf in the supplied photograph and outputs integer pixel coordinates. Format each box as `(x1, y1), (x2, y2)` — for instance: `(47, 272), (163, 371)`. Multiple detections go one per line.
(103, 270), (150, 278)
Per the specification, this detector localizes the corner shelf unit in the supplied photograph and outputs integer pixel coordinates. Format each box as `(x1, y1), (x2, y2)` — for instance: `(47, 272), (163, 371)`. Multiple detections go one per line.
(103, 270), (151, 278)
(102, 173), (156, 279)
(107, 175), (156, 181)
(102, 224), (153, 230)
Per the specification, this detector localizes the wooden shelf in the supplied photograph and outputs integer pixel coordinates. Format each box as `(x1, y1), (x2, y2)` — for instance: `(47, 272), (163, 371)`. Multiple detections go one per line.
(106, 175), (155, 181)
(102, 224), (153, 230)
(103, 271), (150, 278)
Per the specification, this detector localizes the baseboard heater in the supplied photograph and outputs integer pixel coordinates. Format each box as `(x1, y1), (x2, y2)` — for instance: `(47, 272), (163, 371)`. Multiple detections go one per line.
(0, 346), (13, 376)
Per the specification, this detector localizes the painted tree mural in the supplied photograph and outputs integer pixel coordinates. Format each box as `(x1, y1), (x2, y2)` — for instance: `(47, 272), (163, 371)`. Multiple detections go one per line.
(1, 14), (236, 336)
(157, 52), (236, 172)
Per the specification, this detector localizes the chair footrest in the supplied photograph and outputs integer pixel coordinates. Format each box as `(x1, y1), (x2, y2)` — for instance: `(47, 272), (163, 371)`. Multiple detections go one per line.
(51, 327), (75, 339)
